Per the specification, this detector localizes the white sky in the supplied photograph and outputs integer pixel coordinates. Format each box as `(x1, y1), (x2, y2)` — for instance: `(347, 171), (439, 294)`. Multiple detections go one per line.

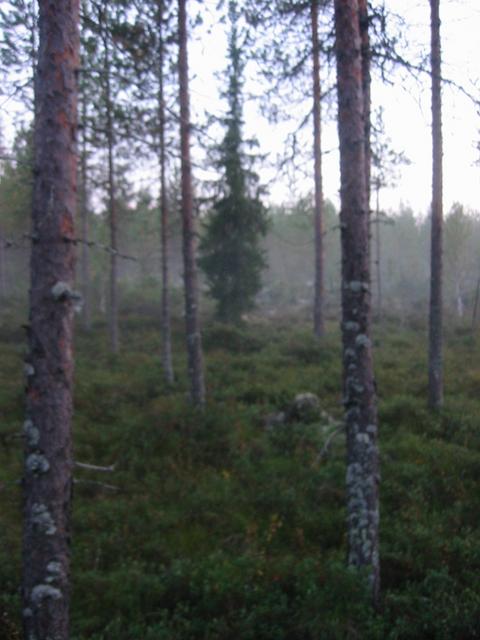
(190, 0), (480, 217)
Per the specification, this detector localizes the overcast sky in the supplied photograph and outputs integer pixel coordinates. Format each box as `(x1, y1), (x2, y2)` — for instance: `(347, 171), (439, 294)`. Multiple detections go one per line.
(190, 0), (480, 217)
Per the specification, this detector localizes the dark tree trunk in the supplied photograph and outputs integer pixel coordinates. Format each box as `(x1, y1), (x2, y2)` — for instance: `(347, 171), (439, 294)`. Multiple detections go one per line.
(178, 0), (205, 405)
(428, 0), (443, 409)
(0, 228), (7, 298)
(22, 2), (79, 639)
(374, 182), (382, 319)
(311, 0), (325, 338)
(334, 0), (380, 606)
(358, 0), (371, 221)
(103, 10), (119, 354)
(79, 87), (92, 330)
(158, 0), (174, 384)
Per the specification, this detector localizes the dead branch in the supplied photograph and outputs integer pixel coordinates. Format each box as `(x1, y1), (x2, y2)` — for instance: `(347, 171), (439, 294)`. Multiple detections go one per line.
(75, 461), (116, 472)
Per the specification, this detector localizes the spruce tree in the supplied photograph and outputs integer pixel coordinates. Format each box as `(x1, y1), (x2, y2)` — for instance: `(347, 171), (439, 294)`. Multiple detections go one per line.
(199, 0), (268, 324)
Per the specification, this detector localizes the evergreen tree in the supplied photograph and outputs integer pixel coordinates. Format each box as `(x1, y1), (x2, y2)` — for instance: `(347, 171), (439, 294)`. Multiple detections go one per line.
(199, 0), (268, 324)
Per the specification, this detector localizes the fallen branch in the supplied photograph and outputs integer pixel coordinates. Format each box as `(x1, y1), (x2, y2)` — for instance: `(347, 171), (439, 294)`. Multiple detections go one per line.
(75, 461), (116, 473)
(316, 423), (345, 463)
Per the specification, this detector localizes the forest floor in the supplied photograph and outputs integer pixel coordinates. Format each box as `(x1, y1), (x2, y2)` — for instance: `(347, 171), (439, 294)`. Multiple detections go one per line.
(1, 301), (480, 639)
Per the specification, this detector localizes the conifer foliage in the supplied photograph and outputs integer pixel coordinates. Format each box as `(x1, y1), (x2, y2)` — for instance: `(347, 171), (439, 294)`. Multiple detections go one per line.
(199, 0), (268, 324)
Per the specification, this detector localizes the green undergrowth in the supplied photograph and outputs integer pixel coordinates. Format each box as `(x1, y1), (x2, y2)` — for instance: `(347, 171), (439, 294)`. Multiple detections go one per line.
(1, 311), (480, 639)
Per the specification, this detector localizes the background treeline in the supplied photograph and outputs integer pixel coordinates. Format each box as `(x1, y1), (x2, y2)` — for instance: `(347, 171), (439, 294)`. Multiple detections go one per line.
(1, 138), (479, 328)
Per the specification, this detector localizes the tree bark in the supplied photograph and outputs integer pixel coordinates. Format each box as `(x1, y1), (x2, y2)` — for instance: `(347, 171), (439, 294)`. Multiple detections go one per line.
(358, 0), (371, 259)
(158, 0), (174, 384)
(374, 182), (382, 319)
(0, 227), (7, 298)
(103, 6), (119, 354)
(178, 0), (205, 405)
(79, 84), (92, 330)
(311, 0), (325, 338)
(428, 0), (443, 410)
(334, 0), (380, 606)
(22, 2), (79, 639)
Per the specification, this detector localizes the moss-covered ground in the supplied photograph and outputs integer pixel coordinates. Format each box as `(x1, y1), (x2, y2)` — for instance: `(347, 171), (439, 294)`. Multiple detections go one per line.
(1, 305), (480, 639)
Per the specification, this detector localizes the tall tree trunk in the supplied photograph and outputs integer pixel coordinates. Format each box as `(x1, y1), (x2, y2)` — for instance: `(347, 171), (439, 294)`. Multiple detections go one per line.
(334, 0), (380, 606)
(22, 2), (79, 639)
(79, 86), (92, 330)
(0, 227), (7, 298)
(103, 8), (119, 354)
(428, 0), (443, 409)
(178, 0), (205, 405)
(358, 0), (371, 256)
(158, 0), (174, 384)
(374, 182), (382, 319)
(311, 0), (325, 338)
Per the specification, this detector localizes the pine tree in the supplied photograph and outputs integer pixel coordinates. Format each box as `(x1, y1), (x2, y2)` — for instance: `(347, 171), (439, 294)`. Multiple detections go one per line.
(428, 0), (443, 410)
(199, 0), (268, 324)
(334, 0), (380, 606)
(22, 1), (79, 637)
(178, 0), (205, 405)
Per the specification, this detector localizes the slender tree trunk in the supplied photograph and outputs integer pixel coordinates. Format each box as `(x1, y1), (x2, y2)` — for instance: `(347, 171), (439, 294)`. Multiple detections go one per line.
(103, 9), (119, 354)
(374, 183), (382, 319)
(22, 2), (79, 639)
(471, 273), (480, 330)
(311, 0), (325, 338)
(358, 0), (371, 258)
(158, 0), (174, 384)
(334, 0), (380, 607)
(428, 0), (443, 409)
(178, 0), (205, 405)
(0, 227), (7, 298)
(79, 87), (92, 330)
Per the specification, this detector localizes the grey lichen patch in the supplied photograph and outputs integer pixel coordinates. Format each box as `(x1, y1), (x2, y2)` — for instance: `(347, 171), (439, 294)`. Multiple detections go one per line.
(355, 432), (370, 445)
(31, 503), (56, 535)
(345, 280), (369, 293)
(366, 424), (377, 435)
(22, 608), (33, 618)
(26, 453), (50, 474)
(51, 281), (83, 311)
(46, 561), (62, 574)
(23, 363), (35, 377)
(45, 561), (62, 584)
(31, 584), (62, 606)
(355, 334), (371, 348)
(344, 321), (360, 332)
(51, 281), (71, 300)
(23, 420), (40, 447)
(344, 348), (356, 359)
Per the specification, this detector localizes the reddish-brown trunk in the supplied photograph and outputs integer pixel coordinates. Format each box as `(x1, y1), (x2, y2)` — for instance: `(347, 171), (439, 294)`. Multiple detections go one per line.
(428, 0), (443, 409)
(334, 0), (380, 606)
(178, 0), (205, 405)
(22, 2), (79, 639)
(358, 0), (371, 214)
(311, 0), (325, 338)
(158, 0), (174, 384)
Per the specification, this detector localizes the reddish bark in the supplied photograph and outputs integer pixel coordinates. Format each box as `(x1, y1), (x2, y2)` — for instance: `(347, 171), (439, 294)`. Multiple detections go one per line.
(178, 0), (205, 405)
(428, 0), (443, 409)
(334, 0), (380, 606)
(22, 1), (79, 638)
(311, 0), (325, 338)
